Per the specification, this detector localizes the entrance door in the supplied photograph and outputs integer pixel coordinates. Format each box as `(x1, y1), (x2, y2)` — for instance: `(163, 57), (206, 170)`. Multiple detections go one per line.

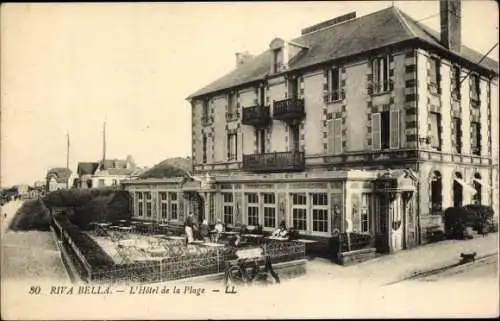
(390, 196), (404, 251)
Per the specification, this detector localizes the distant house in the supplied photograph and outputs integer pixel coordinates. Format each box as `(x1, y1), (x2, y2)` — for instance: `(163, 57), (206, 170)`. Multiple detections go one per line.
(46, 167), (74, 192)
(76, 162), (100, 188)
(76, 155), (143, 188)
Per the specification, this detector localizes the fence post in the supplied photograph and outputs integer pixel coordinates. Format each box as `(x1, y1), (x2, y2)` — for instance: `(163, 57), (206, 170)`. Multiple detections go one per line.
(216, 248), (220, 273)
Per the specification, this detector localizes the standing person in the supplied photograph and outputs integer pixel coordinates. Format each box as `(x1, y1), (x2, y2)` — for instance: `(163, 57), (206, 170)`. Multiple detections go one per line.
(200, 219), (210, 242)
(213, 219), (224, 243)
(184, 214), (195, 244)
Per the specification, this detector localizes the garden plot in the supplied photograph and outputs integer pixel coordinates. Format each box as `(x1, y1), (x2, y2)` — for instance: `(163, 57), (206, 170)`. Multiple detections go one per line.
(87, 231), (214, 264)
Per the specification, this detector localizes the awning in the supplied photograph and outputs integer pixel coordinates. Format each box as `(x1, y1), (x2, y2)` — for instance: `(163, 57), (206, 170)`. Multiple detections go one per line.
(454, 177), (477, 195)
(473, 177), (492, 190)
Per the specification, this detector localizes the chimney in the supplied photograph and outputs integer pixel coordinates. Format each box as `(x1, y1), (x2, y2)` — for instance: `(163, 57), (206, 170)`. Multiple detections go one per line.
(440, 0), (461, 53)
(235, 51), (254, 68)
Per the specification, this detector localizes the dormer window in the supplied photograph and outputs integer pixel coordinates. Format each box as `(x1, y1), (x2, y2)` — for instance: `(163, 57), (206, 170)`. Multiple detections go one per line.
(273, 49), (283, 73)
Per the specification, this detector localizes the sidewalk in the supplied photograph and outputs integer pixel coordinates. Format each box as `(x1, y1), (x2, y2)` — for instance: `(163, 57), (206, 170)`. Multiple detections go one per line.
(304, 232), (499, 286)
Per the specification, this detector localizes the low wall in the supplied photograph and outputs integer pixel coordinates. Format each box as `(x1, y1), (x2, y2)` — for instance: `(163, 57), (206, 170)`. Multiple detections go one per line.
(337, 248), (378, 266)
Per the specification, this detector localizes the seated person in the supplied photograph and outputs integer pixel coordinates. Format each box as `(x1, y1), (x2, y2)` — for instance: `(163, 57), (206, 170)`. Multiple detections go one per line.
(272, 221), (289, 239)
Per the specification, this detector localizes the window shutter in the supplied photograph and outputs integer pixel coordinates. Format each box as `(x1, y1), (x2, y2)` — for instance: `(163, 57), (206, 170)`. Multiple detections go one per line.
(237, 132), (242, 161)
(226, 134), (230, 160)
(334, 118), (342, 154)
(372, 113), (381, 150)
(390, 110), (400, 149)
(327, 120), (335, 154)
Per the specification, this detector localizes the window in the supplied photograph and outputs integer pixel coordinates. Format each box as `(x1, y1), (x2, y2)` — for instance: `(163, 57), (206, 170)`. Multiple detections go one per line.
(258, 86), (266, 105)
(453, 172), (463, 207)
(451, 66), (461, 100)
(98, 179), (105, 187)
(327, 67), (341, 101)
(372, 111), (399, 150)
(430, 171), (442, 214)
(202, 100), (209, 119)
(159, 192), (168, 220)
(471, 121), (481, 155)
(311, 193), (328, 233)
(473, 173), (482, 205)
(169, 192), (178, 220)
(136, 192), (144, 217)
(291, 193), (307, 231)
(227, 133), (237, 161)
(372, 56), (390, 93)
(273, 49), (283, 73)
(288, 78), (299, 99)
(111, 179), (118, 186)
(470, 74), (480, 106)
(145, 192), (152, 217)
(289, 125), (300, 152)
(453, 117), (462, 153)
(430, 112), (442, 150)
(361, 194), (371, 233)
(222, 193), (234, 225)
(429, 57), (441, 94)
(202, 134), (207, 163)
(327, 118), (342, 154)
(256, 129), (266, 154)
(227, 92), (236, 114)
(246, 193), (259, 226)
(263, 193), (276, 229)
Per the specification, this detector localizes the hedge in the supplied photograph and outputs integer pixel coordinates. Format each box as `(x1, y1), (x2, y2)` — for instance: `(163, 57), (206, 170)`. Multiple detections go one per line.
(43, 188), (132, 230)
(8, 199), (51, 231)
(56, 215), (115, 268)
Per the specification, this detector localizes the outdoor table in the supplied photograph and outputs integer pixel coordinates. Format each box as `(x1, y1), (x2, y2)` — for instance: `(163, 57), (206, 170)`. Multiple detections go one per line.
(202, 242), (225, 247)
(147, 248), (167, 257)
(243, 234), (264, 238)
(266, 236), (288, 241)
(135, 242), (150, 251)
(168, 236), (185, 240)
(221, 231), (238, 235)
(118, 239), (135, 247)
(118, 226), (133, 231)
(294, 239), (318, 244)
(158, 224), (169, 227)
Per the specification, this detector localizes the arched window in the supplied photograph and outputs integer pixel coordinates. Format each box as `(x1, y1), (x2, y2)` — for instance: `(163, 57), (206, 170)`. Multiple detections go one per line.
(473, 173), (482, 205)
(430, 171), (442, 214)
(453, 172), (463, 207)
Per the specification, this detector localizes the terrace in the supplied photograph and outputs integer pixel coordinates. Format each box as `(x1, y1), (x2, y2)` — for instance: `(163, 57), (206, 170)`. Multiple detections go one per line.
(51, 216), (306, 284)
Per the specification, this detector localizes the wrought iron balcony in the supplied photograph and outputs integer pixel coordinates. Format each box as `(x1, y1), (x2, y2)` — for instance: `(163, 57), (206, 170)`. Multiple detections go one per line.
(272, 98), (305, 121)
(241, 105), (271, 126)
(242, 151), (305, 172)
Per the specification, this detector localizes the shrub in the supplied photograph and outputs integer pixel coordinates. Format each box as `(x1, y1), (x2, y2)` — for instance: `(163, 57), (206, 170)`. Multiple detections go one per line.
(443, 207), (468, 239)
(463, 204), (495, 234)
(8, 199), (51, 231)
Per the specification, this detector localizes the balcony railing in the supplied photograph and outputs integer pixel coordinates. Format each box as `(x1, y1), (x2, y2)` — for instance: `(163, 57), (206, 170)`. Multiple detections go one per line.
(272, 98), (305, 121)
(242, 151), (305, 172)
(241, 105), (271, 126)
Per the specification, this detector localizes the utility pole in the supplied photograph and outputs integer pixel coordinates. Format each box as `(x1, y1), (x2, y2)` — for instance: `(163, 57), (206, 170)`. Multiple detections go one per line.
(66, 132), (70, 169)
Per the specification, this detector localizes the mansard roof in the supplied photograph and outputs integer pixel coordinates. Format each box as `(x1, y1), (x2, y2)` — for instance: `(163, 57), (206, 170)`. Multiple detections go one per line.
(187, 6), (498, 100)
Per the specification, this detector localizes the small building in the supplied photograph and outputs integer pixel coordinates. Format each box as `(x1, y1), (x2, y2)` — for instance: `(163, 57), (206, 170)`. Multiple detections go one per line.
(46, 167), (74, 192)
(76, 156), (143, 188)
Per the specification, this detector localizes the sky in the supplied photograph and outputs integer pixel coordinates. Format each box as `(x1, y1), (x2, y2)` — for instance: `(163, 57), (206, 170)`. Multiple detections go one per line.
(1, 1), (498, 187)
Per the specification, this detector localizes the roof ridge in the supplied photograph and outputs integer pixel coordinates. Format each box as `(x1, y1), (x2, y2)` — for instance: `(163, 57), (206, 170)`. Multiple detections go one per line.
(392, 6), (418, 39)
(294, 6), (393, 39)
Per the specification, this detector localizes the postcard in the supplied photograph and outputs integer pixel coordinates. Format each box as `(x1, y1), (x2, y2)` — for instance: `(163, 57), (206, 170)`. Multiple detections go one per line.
(1, 1), (499, 319)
